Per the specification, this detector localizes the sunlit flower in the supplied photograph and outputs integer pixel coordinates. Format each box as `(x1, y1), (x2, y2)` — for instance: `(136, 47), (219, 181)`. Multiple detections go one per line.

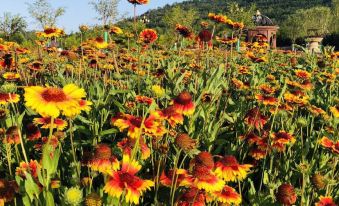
(33, 117), (68, 130)
(37, 27), (64, 38)
(85, 193), (102, 206)
(284, 91), (309, 106)
(110, 26), (123, 35)
(175, 133), (197, 152)
(211, 185), (241, 205)
(104, 155), (154, 205)
(216, 36), (238, 44)
(214, 155), (252, 182)
(171, 91), (195, 115)
(232, 78), (249, 90)
(135, 95), (153, 105)
(15, 160), (41, 179)
(24, 84), (87, 118)
(191, 151), (215, 169)
(64, 187), (83, 206)
(2, 72), (20, 81)
(315, 196), (337, 206)
(295, 69), (311, 79)
(154, 106), (183, 127)
(208, 13), (232, 24)
(319, 136), (339, 154)
(255, 94), (278, 106)
(249, 147), (267, 160)
(112, 112), (166, 139)
(160, 169), (193, 187)
(0, 93), (19, 105)
(330, 105), (339, 118)
(2, 126), (20, 145)
(139, 29), (158, 44)
(151, 85), (165, 97)
(191, 165), (224, 192)
(93, 37), (108, 49)
(88, 144), (120, 175)
(271, 131), (295, 152)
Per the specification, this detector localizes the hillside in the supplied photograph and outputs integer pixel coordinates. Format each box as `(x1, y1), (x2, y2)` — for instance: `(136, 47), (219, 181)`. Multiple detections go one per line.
(144, 0), (332, 28)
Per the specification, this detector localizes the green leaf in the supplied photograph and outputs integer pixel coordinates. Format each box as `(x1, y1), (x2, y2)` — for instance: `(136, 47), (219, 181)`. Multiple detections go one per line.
(99, 128), (119, 137)
(24, 173), (40, 201)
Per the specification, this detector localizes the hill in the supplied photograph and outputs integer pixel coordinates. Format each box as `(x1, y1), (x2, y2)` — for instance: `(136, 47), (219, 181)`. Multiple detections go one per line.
(144, 0), (332, 29)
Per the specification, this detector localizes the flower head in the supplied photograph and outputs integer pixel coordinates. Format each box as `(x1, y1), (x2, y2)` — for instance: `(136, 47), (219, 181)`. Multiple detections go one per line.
(172, 91), (195, 116)
(211, 185), (241, 205)
(139, 29), (157, 44)
(64, 187), (83, 206)
(214, 155), (252, 182)
(276, 183), (297, 206)
(315, 196), (337, 206)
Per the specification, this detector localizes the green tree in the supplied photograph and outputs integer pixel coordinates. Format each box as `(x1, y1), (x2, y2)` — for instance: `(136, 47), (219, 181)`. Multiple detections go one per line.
(90, 0), (120, 26)
(280, 11), (306, 44)
(27, 0), (65, 28)
(331, 0), (339, 33)
(0, 12), (27, 40)
(226, 2), (256, 29)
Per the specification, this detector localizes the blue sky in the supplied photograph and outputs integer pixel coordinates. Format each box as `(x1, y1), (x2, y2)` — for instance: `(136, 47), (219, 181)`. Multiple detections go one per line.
(0, 0), (184, 32)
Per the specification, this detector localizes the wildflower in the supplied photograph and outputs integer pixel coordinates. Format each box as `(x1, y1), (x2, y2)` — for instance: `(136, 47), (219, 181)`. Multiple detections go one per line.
(85, 193), (102, 206)
(177, 188), (206, 206)
(24, 84), (87, 118)
(271, 131), (296, 152)
(139, 29), (158, 44)
(311, 173), (326, 190)
(315, 196), (337, 206)
(0, 93), (19, 105)
(214, 155), (252, 182)
(93, 37), (108, 49)
(295, 69), (311, 79)
(171, 91), (195, 116)
(175, 133), (197, 152)
(117, 137), (150, 160)
(88, 144), (119, 175)
(160, 169), (193, 187)
(319, 137), (338, 154)
(112, 112), (166, 139)
(104, 155), (154, 205)
(244, 107), (268, 130)
(154, 106), (184, 127)
(37, 27), (64, 38)
(330, 105), (339, 118)
(255, 94), (278, 106)
(0, 179), (18, 204)
(191, 165), (224, 192)
(216, 36), (238, 44)
(175, 24), (194, 39)
(151, 85), (165, 97)
(64, 187), (83, 206)
(232, 78), (249, 90)
(276, 183), (297, 206)
(33, 117), (68, 130)
(15, 160), (41, 179)
(3, 126), (20, 144)
(211, 185), (241, 205)
(208, 13), (231, 24)
(26, 123), (41, 141)
(191, 151), (215, 169)
(135, 95), (153, 105)
(110, 26), (123, 35)
(284, 91), (309, 106)
(127, 0), (149, 5)
(28, 61), (43, 71)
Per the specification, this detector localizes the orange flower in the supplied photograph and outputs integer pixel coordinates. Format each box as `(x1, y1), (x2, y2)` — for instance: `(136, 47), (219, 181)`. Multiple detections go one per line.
(26, 123), (41, 141)
(177, 188), (206, 206)
(294, 69), (311, 79)
(208, 13), (231, 24)
(319, 137), (339, 154)
(211, 185), (241, 205)
(315, 196), (337, 206)
(0, 93), (20, 105)
(175, 24), (194, 39)
(33, 117), (68, 130)
(232, 78), (249, 90)
(255, 94), (278, 106)
(88, 144), (120, 175)
(191, 165), (224, 192)
(271, 131), (295, 152)
(249, 147), (267, 160)
(171, 91), (195, 115)
(135, 95), (153, 105)
(244, 107), (268, 130)
(259, 84), (276, 94)
(127, 0), (149, 5)
(276, 183), (297, 206)
(284, 91), (309, 106)
(160, 169), (193, 187)
(112, 112), (166, 139)
(308, 105), (326, 116)
(214, 155), (252, 182)
(139, 29), (157, 44)
(216, 36), (237, 44)
(104, 155), (154, 205)
(154, 106), (184, 127)
(117, 137), (150, 160)
(3, 126), (20, 145)
(15, 160), (41, 179)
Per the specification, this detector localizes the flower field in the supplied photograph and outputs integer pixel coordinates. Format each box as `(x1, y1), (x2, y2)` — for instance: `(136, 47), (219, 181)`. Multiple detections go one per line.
(0, 11), (339, 206)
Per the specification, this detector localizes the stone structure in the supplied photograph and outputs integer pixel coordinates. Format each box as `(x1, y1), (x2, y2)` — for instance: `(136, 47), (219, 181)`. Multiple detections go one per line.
(247, 11), (279, 49)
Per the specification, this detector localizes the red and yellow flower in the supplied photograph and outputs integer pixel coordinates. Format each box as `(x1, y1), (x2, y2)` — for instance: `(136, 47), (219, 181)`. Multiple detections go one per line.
(154, 106), (184, 127)
(104, 155), (154, 205)
(117, 137), (150, 160)
(214, 155), (252, 182)
(171, 91), (195, 116)
(191, 165), (224, 192)
(127, 0), (149, 5)
(15, 160), (41, 179)
(0, 93), (19, 105)
(211, 185), (242, 205)
(139, 29), (158, 44)
(160, 169), (193, 187)
(177, 188), (206, 206)
(330, 105), (339, 118)
(271, 131), (296, 152)
(88, 144), (119, 175)
(33, 117), (68, 130)
(24, 84), (88, 118)
(2, 72), (20, 81)
(315, 196), (337, 206)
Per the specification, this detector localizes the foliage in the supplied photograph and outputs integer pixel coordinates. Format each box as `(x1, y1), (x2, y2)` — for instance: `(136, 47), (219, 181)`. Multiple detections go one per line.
(89, 0), (120, 26)
(0, 12), (27, 41)
(26, 0), (65, 28)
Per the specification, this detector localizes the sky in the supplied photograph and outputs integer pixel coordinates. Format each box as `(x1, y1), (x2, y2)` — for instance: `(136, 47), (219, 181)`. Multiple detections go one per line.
(0, 0), (184, 32)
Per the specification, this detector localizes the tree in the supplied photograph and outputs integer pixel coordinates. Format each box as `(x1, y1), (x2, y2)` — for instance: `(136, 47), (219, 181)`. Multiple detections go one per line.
(0, 12), (27, 40)
(27, 0), (65, 28)
(90, 0), (120, 26)
(331, 0), (339, 33)
(280, 11), (306, 44)
(226, 2), (256, 29)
